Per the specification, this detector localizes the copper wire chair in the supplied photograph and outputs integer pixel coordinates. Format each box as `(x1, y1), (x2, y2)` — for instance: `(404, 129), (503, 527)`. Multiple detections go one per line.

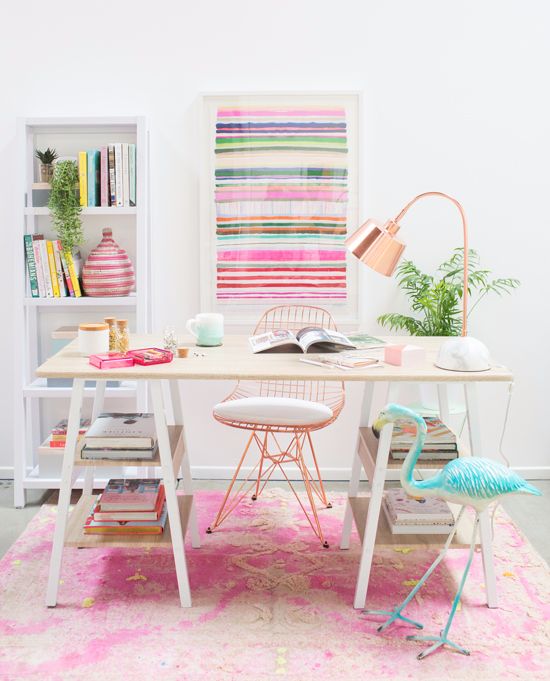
(207, 305), (345, 547)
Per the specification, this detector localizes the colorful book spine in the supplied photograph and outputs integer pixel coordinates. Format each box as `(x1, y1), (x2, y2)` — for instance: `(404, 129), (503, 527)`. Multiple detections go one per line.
(78, 151), (87, 207)
(108, 145), (116, 206)
(114, 143), (123, 207)
(52, 242), (67, 296)
(129, 143), (136, 206)
(122, 142), (130, 208)
(23, 234), (39, 297)
(46, 240), (60, 297)
(64, 250), (82, 297)
(100, 146), (109, 207)
(32, 236), (45, 297)
(39, 239), (53, 297)
(87, 150), (100, 207)
(57, 241), (74, 297)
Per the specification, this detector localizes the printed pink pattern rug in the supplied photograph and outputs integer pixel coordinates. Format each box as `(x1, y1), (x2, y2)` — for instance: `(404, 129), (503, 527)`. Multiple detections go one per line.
(0, 489), (548, 681)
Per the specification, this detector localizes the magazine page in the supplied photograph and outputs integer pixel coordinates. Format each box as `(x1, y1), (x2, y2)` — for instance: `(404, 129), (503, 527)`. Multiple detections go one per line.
(346, 333), (387, 349)
(249, 330), (302, 353)
(296, 327), (356, 352)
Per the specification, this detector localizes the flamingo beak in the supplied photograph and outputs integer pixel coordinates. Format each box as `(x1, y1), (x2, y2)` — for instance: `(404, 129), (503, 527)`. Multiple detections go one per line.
(372, 413), (390, 438)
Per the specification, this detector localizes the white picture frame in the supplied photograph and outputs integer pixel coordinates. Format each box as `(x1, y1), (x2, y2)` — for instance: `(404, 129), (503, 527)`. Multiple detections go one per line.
(199, 92), (361, 330)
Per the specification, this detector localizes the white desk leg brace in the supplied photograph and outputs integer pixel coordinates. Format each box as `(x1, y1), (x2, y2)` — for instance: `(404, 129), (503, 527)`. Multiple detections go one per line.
(46, 378), (85, 607)
(168, 380), (200, 548)
(83, 380), (106, 497)
(353, 422), (393, 609)
(150, 380), (192, 607)
(340, 382), (375, 550)
(464, 382), (498, 608)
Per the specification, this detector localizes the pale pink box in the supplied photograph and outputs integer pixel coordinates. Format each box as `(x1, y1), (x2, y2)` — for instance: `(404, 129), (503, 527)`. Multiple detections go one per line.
(384, 344), (426, 367)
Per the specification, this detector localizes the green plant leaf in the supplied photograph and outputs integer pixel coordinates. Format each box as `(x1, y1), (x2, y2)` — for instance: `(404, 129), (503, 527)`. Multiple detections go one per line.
(48, 160), (83, 252)
(378, 247), (520, 336)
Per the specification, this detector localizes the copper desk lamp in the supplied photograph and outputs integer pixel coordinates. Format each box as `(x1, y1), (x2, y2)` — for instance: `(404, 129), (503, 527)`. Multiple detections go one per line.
(345, 191), (491, 371)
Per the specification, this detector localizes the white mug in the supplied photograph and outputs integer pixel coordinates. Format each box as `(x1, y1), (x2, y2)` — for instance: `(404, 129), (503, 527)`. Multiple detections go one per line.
(186, 313), (224, 347)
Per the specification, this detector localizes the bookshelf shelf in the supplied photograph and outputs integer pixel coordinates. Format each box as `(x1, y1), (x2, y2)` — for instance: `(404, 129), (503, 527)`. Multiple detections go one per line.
(24, 378), (137, 399)
(14, 116), (151, 508)
(23, 295), (137, 307)
(24, 207), (138, 216)
(65, 493), (192, 548)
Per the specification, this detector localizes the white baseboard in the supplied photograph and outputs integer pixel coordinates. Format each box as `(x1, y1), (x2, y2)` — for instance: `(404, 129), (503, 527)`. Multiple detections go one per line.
(2, 465), (549, 482)
(188, 465), (550, 482)
(510, 467), (550, 481)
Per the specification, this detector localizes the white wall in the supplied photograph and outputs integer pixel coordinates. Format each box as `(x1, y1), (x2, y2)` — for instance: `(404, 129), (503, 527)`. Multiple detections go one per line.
(1, 0), (549, 478)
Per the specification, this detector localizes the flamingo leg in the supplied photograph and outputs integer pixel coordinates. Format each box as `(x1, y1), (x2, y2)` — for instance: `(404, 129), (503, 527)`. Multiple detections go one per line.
(363, 506), (466, 633)
(407, 513), (479, 660)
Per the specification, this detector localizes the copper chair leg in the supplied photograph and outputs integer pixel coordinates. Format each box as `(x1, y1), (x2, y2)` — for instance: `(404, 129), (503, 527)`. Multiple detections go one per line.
(295, 433), (329, 548)
(306, 430), (331, 508)
(252, 431), (268, 501)
(209, 427), (332, 547)
(207, 431), (256, 533)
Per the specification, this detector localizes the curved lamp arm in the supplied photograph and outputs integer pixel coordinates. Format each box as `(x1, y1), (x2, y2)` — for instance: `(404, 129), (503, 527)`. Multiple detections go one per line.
(393, 192), (469, 337)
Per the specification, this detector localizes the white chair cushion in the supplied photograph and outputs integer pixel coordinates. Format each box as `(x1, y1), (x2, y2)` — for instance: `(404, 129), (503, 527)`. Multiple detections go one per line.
(213, 396), (333, 427)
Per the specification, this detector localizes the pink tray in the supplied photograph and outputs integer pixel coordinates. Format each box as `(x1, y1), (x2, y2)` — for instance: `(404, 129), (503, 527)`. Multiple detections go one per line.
(127, 348), (173, 366)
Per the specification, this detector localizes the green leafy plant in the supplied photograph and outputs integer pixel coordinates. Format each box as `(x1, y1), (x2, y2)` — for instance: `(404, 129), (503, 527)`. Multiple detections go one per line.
(35, 147), (58, 164)
(377, 248), (520, 336)
(48, 160), (83, 252)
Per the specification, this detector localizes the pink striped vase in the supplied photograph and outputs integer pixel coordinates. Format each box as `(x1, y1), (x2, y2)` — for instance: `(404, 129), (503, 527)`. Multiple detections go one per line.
(82, 228), (135, 297)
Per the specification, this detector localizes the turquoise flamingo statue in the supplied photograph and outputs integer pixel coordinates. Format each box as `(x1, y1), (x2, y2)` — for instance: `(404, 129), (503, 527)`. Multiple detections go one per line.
(364, 403), (541, 659)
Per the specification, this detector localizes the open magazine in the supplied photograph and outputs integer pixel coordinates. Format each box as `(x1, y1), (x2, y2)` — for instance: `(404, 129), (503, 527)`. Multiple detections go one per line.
(249, 327), (356, 354)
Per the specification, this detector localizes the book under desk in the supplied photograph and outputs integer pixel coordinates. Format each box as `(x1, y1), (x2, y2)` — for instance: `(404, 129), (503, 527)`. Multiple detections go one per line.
(66, 494), (192, 549)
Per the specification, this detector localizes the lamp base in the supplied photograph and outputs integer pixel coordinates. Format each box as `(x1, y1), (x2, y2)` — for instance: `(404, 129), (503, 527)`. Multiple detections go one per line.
(435, 337), (491, 372)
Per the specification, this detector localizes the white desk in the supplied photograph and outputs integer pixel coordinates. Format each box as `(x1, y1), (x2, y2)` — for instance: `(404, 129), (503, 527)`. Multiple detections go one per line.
(36, 334), (512, 608)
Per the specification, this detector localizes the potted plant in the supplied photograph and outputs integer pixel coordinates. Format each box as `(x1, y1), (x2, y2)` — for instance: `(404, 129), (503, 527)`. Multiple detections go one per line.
(377, 248), (520, 336)
(35, 147), (58, 183)
(48, 160), (84, 265)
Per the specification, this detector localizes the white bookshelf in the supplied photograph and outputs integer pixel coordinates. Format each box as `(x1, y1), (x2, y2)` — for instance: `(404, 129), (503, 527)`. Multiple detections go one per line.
(14, 116), (151, 507)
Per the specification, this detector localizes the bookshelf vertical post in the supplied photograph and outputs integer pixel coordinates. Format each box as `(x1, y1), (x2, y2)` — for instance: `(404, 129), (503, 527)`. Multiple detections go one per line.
(14, 117), (151, 507)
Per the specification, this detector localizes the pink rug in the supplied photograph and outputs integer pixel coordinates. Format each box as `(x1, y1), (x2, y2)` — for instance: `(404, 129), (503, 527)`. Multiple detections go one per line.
(0, 489), (548, 681)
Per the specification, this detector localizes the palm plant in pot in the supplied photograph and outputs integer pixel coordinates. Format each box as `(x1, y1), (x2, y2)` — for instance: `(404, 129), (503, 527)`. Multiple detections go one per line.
(378, 248), (519, 411)
(377, 248), (520, 336)
(35, 147), (58, 183)
(48, 160), (84, 273)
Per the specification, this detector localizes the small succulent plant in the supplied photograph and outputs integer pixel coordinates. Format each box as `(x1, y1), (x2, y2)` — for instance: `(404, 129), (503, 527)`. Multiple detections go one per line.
(35, 147), (58, 165)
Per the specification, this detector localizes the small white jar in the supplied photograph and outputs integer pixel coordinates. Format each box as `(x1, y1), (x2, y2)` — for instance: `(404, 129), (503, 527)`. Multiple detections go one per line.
(78, 323), (109, 356)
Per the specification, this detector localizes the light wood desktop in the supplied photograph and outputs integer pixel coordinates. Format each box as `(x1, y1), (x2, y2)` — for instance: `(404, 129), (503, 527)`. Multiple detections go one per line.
(36, 335), (513, 609)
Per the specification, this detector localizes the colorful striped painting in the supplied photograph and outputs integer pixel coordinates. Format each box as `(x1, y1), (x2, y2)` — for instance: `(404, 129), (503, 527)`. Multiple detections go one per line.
(214, 106), (349, 300)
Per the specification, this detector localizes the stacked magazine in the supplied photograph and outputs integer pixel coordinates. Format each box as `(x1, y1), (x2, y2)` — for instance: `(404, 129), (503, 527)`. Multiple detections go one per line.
(79, 413), (157, 460)
(382, 488), (455, 534)
(385, 416), (459, 461)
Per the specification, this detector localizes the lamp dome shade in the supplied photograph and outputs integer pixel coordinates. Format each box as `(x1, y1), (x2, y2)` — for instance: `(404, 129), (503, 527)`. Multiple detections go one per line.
(345, 218), (405, 276)
(435, 337), (491, 372)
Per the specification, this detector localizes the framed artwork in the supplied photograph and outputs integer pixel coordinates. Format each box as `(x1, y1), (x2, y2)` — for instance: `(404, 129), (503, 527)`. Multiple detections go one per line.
(200, 92), (360, 328)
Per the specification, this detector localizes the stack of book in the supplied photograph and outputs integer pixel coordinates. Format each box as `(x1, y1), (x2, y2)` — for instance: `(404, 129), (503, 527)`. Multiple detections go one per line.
(47, 418), (90, 448)
(84, 479), (167, 535)
(78, 144), (136, 208)
(382, 488), (455, 535)
(23, 235), (82, 298)
(79, 413), (158, 461)
(385, 416), (458, 461)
